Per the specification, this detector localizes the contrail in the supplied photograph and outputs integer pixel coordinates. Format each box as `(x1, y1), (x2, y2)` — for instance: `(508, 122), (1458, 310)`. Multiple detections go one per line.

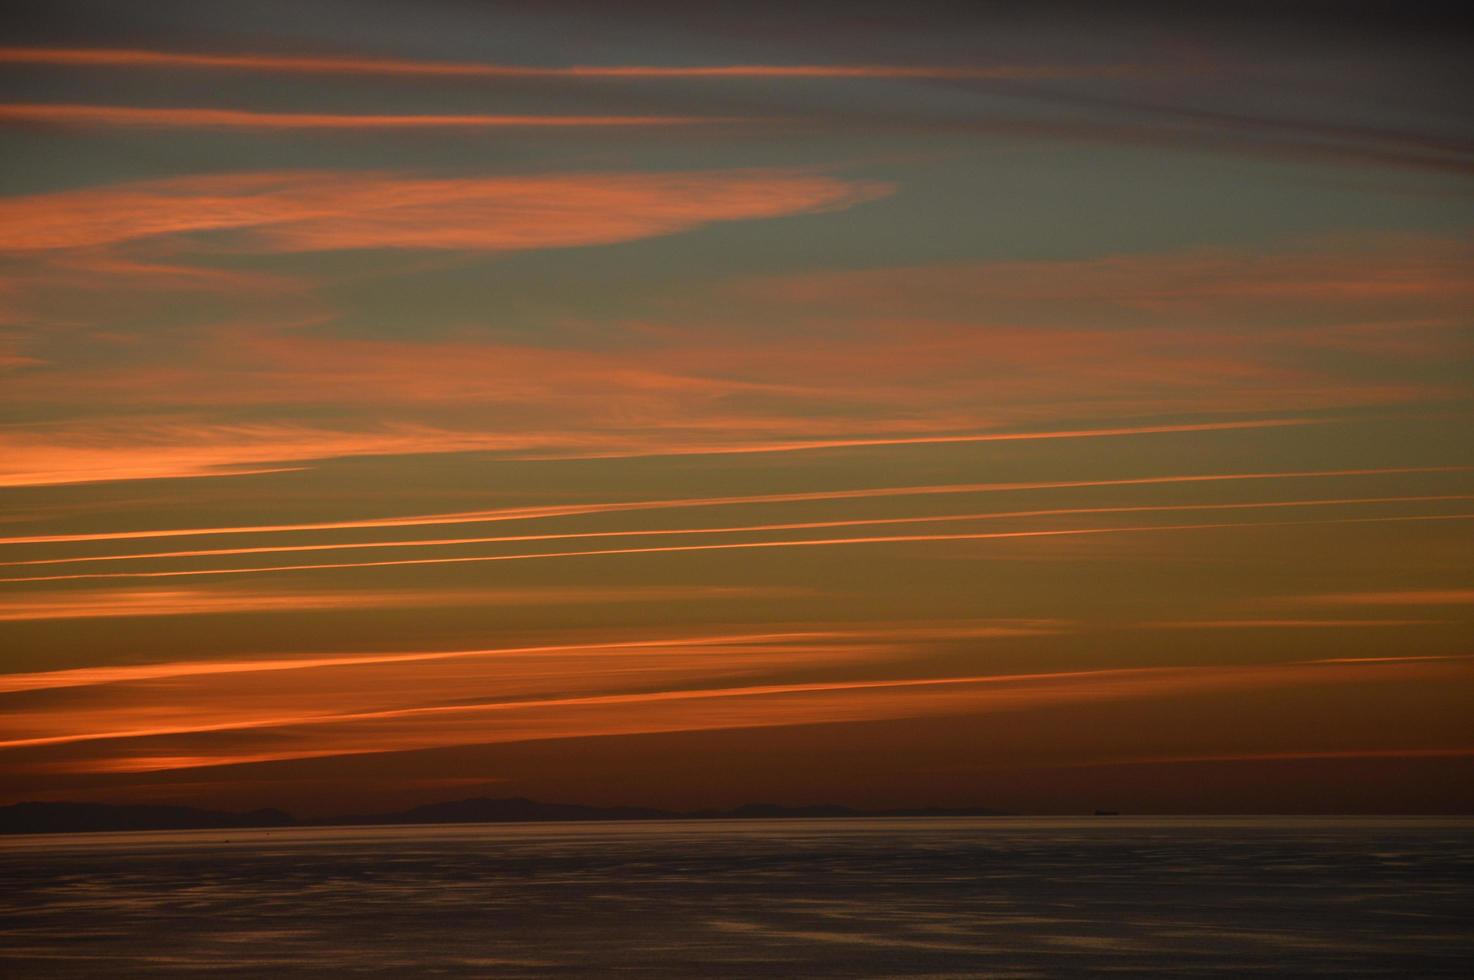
(3, 513), (1468, 584)
(0, 630), (845, 694)
(0, 664), (1177, 751)
(5, 495), (1465, 569)
(2, 459), (1452, 547)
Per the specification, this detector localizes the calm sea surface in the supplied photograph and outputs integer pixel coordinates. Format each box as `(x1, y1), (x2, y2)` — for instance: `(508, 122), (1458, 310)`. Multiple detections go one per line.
(1, 816), (1471, 978)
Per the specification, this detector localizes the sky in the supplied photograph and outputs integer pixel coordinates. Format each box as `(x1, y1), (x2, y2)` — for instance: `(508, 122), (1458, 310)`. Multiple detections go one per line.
(0, 0), (1471, 816)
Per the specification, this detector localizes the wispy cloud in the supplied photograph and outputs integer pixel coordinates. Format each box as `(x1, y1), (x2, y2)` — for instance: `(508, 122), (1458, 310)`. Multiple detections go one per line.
(5, 513), (1469, 585)
(5, 231), (1461, 490)
(0, 629), (847, 695)
(7, 495), (1463, 570)
(0, 418), (1323, 488)
(0, 104), (737, 130)
(749, 236), (1474, 327)
(0, 583), (784, 623)
(11, 655), (1463, 774)
(1, 465), (1454, 542)
(0, 47), (1134, 80)
(0, 169), (886, 253)
(5, 49), (1466, 175)
(0, 421), (540, 488)
(0, 620), (1057, 695)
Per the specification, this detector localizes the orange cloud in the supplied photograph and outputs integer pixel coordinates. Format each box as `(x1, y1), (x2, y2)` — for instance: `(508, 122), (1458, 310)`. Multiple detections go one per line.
(5, 229), (1461, 491)
(0, 583), (783, 622)
(16, 242), (1429, 452)
(0, 104), (733, 130)
(759, 244), (1474, 369)
(0, 630), (839, 695)
(0, 169), (887, 253)
(6, 670), (1160, 753)
(0, 620), (1057, 695)
(531, 420), (1329, 460)
(11, 655), (1464, 774)
(162, 310), (1450, 426)
(15, 248), (307, 295)
(0, 421), (575, 488)
(0, 418), (1323, 489)
(0, 621), (1066, 752)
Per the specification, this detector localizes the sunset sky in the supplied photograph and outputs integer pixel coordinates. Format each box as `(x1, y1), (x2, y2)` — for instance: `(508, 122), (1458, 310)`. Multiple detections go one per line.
(1, 1), (1471, 815)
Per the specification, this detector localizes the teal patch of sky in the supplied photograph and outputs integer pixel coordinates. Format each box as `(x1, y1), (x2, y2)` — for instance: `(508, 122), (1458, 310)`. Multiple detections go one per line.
(295, 137), (1471, 349)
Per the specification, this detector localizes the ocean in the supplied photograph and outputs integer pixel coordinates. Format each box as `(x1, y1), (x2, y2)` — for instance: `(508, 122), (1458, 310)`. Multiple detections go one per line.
(2, 816), (1470, 977)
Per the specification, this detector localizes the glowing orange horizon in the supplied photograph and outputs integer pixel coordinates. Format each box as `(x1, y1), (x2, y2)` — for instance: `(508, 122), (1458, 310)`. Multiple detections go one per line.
(0, 661), (1340, 752)
(9, 655), (1461, 773)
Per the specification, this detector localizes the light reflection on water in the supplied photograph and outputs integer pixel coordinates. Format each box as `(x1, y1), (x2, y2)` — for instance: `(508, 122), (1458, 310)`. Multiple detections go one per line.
(2, 817), (1471, 977)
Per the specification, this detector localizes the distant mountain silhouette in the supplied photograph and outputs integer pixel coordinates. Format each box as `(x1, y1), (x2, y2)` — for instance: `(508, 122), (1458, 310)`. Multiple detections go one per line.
(0, 796), (1007, 835)
(336, 796), (676, 825)
(689, 802), (1007, 820)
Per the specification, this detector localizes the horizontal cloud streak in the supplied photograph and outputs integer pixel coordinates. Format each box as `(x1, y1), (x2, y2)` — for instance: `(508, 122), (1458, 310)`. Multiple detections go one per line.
(0, 169), (885, 253)
(5, 513), (1468, 584)
(0, 104), (733, 130)
(0, 630), (842, 694)
(1, 669), (1167, 752)
(529, 420), (1327, 460)
(13, 656), (1462, 774)
(0, 419), (1323, 488)
(0, 424), (537, 488)
(1, 465), (1455, 544)
(7, 495), (1463, 569)
(753, 237), (1474, 324)
(0, 620), (1057, 695)
(5, 236), (1460, 493)
(0, 47), (1131, 80)
(0, 584), (780, 622)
